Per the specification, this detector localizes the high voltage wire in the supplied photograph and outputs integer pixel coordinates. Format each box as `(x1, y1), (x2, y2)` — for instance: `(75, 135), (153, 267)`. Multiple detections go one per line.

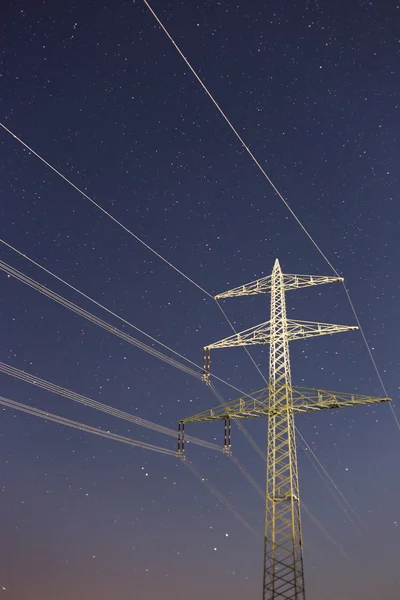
(0, 394), (257, 536)
(0, 361), (221, 453)
(143, 0), (337, 273)
(0, 235), (271, 457)
(0, 241), (269, 400)
(0, 238), (207, 380)
(0, 259), (202, 381)
(0, 361), (264, 534)
(0, 123), (212, 299)
(0, 245), (324, 434)
(0, 217), (378, 564)
(0, 394), (177, 457)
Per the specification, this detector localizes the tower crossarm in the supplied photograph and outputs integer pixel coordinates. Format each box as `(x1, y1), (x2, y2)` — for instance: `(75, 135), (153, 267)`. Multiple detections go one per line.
(205, 319), (357, 350)
(286, 319), (358, 341)
(180, 385), (391, 423)
(214, 266), (343, 299)
(206, 320), (271, 350)
(215, 275), (273, 298)
(290, 385), (391, 413)
(282, 273), (344, 291)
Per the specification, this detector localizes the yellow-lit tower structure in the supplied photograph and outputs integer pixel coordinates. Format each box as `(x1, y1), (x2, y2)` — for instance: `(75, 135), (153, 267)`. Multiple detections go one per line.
(178, 259), (390, 600)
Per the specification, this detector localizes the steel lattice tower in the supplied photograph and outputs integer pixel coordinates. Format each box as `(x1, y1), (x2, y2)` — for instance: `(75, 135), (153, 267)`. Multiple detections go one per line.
(178, 259), (390, 600)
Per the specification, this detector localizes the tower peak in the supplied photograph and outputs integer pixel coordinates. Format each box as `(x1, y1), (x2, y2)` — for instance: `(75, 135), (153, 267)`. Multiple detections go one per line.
(273, 258), (281, 271)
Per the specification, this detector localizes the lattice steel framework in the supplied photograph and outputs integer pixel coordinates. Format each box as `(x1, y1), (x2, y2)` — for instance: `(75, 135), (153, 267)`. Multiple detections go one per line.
(179, 259), (391, 600)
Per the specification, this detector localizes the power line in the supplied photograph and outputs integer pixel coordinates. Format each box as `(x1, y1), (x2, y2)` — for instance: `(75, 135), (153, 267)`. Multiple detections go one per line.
(0, 394), (176, 457)
(1, 255), (376, 567)
(1, 393), (257, 535)
(0, 237), (205, 376)
(0, 122), (212, 299)
(143, 0), (337, 275)
(0, 361), (222, 453)
(0, 259), (202, 380)
(0, 247), (287, 405)
(2, 117), (394, 440)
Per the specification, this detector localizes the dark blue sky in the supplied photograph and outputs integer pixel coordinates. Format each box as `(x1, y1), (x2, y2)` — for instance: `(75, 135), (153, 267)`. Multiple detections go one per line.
(1, 1), (399, 599)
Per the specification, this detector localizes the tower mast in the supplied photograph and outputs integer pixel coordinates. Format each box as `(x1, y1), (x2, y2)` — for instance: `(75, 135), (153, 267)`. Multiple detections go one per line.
(265, 259), (304, 599)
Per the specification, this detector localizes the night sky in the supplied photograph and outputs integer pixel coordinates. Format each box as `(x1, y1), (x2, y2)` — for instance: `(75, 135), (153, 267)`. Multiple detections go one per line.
(1, 1), (399, 599)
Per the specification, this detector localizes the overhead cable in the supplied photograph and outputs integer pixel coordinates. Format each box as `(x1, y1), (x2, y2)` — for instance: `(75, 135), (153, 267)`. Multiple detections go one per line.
(0, 122), (212, 299)
(0, 361), (221, 453)
(1, 394), (257, 536)
(0, 259), (202, 381)
(0, 395), (176, 457)
(0, 237), (207, 378)
(0, 247), (276, 401)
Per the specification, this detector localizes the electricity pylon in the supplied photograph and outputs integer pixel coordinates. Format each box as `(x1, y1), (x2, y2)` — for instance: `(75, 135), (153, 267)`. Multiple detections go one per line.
(178, 259), (391, 600)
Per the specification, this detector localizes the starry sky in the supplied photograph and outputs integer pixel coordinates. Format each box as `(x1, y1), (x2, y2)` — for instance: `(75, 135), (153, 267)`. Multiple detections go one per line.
(1, 0), (399, 598)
